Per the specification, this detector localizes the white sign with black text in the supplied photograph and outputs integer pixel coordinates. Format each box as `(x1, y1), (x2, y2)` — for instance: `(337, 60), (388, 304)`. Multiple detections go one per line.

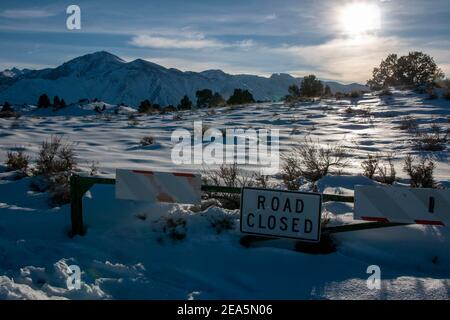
(240, 187), (322, 242)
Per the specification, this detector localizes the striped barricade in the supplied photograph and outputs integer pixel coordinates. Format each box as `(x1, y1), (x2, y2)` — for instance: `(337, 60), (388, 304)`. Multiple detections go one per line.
(115, 169), (201, 204)
(354, 185), (450, 226)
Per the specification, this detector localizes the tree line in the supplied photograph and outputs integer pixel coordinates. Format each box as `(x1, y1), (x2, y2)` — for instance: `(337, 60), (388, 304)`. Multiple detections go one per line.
(2, 87), (256, 115)
(37, 94), (67, 110)
(138, 88), (255, 113)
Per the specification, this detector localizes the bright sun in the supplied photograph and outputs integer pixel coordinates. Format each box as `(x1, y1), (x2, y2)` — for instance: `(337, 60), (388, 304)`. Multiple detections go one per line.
(340, 2), (381, 37)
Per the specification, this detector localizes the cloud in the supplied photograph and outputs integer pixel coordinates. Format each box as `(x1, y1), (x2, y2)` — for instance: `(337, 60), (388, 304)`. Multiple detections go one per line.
(210, 13), (278, 24)
(130, 33), (255, 50)
(130, 34), (224, 49)
(0, 9), (55, 19)
(270, 36), (416, 82)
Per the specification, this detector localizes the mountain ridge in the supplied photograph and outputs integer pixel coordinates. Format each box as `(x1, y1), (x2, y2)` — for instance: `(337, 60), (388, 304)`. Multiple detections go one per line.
(0, 51), (368, 106)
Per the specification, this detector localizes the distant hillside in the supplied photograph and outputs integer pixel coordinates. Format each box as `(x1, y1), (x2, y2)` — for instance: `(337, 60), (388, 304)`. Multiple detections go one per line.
(0, 51), (369, 106)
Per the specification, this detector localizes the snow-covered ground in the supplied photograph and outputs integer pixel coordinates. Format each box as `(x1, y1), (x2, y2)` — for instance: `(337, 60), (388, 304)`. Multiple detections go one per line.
(0, 90), (449, 299)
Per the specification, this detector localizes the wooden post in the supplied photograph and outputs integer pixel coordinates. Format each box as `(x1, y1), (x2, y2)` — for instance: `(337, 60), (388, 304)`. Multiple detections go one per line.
(70, 175), (85, 237)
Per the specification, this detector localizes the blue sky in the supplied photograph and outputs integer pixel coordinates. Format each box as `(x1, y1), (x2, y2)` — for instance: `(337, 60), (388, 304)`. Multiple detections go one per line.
(0, 0), (449, 83)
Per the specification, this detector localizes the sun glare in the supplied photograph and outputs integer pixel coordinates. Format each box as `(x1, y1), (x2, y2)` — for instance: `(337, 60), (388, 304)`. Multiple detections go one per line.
(340, 2), (381, 37)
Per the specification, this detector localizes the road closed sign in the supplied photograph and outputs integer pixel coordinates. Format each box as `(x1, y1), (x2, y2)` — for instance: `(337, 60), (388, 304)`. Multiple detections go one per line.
(240, 187), (322, 242)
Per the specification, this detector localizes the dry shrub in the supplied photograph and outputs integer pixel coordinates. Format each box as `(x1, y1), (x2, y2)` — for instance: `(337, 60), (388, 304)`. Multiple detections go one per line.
(254, 172), (270, 189)
(361, 153), (396, 184)
(361, 154), (379, 179)
(281, 137), (347, 188)
(5, 150), (30, 173)
(35, 136), (76, 176)
(34, 136), (77, 207)
(47, 174), (71, 206)
(158, 217), (187, 243)
(172, 113), (183, 121)
(281, 153), (303, 190)
(203, 163), (270, 209)
(140, 136), (155, 146)
(403, 155), (435, 188)
(413, 123), (448, 151)
(344, 106), (372, 119)
(127, 114), (139, 126)
(376, 154), (396, 185)
(398, 116), (418, 132)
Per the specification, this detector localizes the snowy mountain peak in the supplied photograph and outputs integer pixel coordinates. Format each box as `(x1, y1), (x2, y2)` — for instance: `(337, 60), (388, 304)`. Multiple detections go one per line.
(128, 58), (167, 71)
(0, 67), (32, 78)
(201, 69), (227, 76)
(72, 51), (125, 64)
(270, 73), (294, 80)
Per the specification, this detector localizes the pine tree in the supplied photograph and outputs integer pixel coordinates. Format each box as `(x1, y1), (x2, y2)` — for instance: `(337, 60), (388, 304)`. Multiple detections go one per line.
(300, 75), (323, 97)
(53, 96), (61, 109)
(138, 99), (153, 113)
(227, 89), (255, 105)
(288, 84), (301, 98)
(38, 94), (51, 108)
(211, 92), (225, 107)
(178, 95), (193, 110)
(196, 89), (213, 108)
(196, 89), (225, 108)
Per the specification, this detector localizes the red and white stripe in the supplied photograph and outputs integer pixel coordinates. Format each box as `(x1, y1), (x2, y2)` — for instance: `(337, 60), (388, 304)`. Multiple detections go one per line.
(115, 169), (201, 204)
(355, 186), (449, 227)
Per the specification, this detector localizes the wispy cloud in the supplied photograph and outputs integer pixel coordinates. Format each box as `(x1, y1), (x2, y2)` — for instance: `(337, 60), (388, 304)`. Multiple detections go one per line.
(130, 34), (224, 49)
(130, 33), (255, 50)
(208, 13), (277, 24)
(271, 36), (413, 82)
(0, 9), (55, 19)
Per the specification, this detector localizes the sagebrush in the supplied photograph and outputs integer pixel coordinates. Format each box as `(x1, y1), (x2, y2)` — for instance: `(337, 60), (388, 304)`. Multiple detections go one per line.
(5, 150), (30, 173)
(34, 136), (77, 206)
(281, 137), (347, 188)
(413, 123), (448, 151)
(403, 155), (435, 188)
(140, 135), (155, 146)
(203, 163), (270, 209)
(35, 136), (77, 176)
